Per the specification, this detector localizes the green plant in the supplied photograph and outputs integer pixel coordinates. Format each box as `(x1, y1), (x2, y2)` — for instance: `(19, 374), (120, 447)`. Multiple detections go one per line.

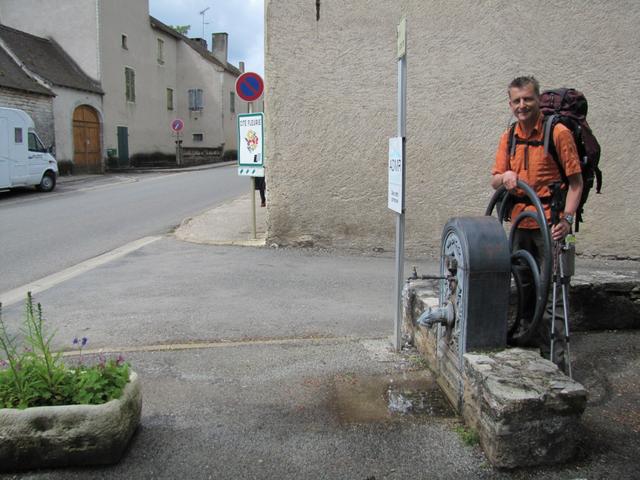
(454, 424), (480, 446)
(0, 293), (130, 409)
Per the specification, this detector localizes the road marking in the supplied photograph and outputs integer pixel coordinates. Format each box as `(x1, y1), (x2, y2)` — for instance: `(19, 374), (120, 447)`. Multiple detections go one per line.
(60, 335), (391, 357)
(0, 236), (162, 308)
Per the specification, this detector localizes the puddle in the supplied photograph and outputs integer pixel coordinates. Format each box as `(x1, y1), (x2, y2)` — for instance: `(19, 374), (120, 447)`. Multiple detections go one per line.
(329, 370), (454, 424)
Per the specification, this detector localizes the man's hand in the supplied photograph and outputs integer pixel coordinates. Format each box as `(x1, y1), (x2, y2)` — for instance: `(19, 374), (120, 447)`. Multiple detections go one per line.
(501, 171), (518, 190)
(491, 171), (518, 190)
(551, 219), (571, 241)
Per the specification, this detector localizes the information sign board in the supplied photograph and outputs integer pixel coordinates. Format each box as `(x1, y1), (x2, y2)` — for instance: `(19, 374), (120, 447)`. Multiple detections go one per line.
(388, 137), (404, 213)
(237, 112), (264, 177)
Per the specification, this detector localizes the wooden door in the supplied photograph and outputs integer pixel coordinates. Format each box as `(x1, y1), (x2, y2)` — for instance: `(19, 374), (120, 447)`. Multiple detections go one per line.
(72, 105), (101, 172)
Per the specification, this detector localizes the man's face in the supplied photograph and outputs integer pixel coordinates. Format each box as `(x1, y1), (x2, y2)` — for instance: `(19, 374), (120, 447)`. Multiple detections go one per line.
(508, 84), (540, 124)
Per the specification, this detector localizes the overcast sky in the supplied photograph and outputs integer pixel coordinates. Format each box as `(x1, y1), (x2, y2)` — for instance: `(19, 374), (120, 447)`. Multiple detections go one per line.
(148, 0), (264, 75)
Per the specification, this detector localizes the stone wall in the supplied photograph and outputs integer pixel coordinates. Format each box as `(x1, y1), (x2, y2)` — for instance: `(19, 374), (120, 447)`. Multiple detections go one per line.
(0, 87), (55, 148)
(403, 279), (588, 468)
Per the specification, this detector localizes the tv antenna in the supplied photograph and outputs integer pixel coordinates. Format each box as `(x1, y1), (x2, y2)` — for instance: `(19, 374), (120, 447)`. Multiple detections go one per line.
(199, 7), (210, 39)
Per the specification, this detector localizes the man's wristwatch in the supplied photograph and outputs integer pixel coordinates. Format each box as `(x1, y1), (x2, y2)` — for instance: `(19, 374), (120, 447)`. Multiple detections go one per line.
(564, 214), (574, 226)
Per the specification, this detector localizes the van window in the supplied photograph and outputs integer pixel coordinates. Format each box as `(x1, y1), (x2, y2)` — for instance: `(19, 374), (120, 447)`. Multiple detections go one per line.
(15, 128), (23, 143)
(28, 132), (46, 152)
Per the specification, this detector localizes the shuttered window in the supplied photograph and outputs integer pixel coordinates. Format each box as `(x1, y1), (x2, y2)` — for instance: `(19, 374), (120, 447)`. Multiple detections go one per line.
(188, 88), (204, 111)
(125, 67), (136, 102)
(167, 88), (174, 110)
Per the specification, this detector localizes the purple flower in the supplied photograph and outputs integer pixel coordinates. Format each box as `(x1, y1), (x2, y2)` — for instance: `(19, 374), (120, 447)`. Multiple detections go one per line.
(72, 337), (79, 345)
(81, 337), (88, 347)
(0, 359), (7, 368)
(116, 354), (125, 366)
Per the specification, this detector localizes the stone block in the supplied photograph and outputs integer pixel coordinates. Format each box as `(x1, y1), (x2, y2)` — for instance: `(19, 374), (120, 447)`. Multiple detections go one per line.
(462, 350), (587, 468)
(0, 372), (142, 472)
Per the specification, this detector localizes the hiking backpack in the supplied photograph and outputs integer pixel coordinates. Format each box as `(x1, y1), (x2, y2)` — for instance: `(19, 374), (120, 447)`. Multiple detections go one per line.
(508, 88), (602, 231)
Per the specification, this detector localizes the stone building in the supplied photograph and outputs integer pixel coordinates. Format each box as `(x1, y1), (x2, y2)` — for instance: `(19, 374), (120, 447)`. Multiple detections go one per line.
(0, 44), (55, 147)
(0, 0), (247, 171)
(0, 24), (103, 172)
(265, 1), (639, 259)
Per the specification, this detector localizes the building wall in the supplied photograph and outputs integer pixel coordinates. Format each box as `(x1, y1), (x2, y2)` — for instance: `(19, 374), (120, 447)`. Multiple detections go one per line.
(0, 0), (100, 80)
(51, 87), (103, 164)
(0, 87), (54, 147)
(265, 0), (640, 259)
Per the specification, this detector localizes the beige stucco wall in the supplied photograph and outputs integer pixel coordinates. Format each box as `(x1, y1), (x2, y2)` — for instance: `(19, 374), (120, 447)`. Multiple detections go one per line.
(265, 0), (640, 259)
(0, 0), (100, 80)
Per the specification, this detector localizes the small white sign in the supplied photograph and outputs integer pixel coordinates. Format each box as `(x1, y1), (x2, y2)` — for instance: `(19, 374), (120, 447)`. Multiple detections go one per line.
(238, 166), (264, 177)
(237, 113), (264, 175)
(388, 137), (404, 213)
(397, 17), (406, 59)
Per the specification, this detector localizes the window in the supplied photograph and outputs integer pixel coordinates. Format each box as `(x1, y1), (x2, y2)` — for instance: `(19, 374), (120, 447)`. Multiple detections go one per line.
(192, 133), (204, 142)
(14, 128), (23, 144)
(166, 88), (174, 110)
(157, 38), (164, 64)
(188, 88), (204, 111)
(28, 132), (46, 152)
(230, 92), (235, 113)
(125, 67), (136, 102)
(121, 34), (128, 50)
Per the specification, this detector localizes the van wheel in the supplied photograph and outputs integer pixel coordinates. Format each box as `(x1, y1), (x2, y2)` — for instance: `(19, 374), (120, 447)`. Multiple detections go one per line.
(37, 171), (56, 192)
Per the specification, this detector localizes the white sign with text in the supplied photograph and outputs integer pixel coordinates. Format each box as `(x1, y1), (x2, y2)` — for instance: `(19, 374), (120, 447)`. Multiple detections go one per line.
(388, 137), (404, 213)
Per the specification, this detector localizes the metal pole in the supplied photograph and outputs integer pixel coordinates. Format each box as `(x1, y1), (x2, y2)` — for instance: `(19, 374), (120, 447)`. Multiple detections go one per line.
(393, 22), (407, 352)
(249, 101), (257, 239)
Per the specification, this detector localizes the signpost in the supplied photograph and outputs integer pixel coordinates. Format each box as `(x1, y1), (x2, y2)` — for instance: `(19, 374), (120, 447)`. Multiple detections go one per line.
(390, 17), (407, 352)
(235, 72), (265, 240)
(171, 118), (184, 166)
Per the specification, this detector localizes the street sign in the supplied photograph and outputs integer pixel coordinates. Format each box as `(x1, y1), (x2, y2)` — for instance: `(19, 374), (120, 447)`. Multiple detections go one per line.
(388, 137), (404, 213)
(237, 112), (264, 177)
(235, 72), (264, 102)
(397, 17), (406, 58)
(171, 118), (184, 132)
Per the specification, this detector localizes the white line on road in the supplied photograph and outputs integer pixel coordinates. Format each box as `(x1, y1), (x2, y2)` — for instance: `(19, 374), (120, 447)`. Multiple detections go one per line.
(0, 236), (162, 308)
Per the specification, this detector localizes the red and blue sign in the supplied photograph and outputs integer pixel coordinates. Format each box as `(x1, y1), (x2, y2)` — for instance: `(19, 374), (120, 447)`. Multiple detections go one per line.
(171, 118), (184, 132)
(235, 72), (264, 102)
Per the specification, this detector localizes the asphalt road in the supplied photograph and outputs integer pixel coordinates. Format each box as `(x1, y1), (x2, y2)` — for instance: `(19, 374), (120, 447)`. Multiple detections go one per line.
(0, 166), (245, 293)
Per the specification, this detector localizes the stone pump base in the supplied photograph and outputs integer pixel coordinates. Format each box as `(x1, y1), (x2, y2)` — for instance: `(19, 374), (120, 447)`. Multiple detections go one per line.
(0, 371), (142, 472)
(403, 280), (588, 469)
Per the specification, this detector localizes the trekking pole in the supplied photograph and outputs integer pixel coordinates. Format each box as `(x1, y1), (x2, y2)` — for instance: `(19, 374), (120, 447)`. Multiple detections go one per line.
(559, 236), (574, 378)
(549, 184), (562, 366)
(550, 240), (559, 364)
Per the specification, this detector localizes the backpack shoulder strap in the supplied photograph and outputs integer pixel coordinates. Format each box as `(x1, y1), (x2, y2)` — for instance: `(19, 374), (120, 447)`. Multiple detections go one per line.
(543, 114), (569, 185)
(507, 122), (517, 157)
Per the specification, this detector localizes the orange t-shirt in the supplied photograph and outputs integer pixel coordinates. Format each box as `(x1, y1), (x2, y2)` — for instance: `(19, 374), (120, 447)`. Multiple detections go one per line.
(492, 114), (581, 228)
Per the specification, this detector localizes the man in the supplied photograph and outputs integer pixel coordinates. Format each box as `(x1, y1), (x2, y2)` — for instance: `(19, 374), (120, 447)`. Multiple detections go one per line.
(491, 76), (583, 372)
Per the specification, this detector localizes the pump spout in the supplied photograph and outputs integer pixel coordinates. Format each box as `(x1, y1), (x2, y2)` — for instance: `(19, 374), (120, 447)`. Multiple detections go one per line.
(417, 303), (455, 328)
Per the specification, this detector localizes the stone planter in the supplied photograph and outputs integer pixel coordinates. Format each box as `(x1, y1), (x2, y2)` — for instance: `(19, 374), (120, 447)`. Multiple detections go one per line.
(0, 371), (142, 472)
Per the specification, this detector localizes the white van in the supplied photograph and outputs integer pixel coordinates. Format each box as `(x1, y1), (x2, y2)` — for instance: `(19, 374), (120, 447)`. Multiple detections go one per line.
(0, 107), (58, 192)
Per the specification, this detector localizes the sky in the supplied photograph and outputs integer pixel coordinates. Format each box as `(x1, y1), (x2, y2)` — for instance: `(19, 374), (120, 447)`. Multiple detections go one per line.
(148, 0), (264, 75)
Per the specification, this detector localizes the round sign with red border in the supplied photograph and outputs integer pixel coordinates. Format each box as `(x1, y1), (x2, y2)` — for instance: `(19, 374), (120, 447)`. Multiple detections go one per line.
(171, 118), (184, 132)
(235, 72), (264, 102)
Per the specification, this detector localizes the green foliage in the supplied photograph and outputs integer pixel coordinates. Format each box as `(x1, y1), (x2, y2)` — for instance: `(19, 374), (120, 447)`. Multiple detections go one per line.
(454, 424), (480, 446)
(170, 24), (191, 35)
(0, 293), (130, 409)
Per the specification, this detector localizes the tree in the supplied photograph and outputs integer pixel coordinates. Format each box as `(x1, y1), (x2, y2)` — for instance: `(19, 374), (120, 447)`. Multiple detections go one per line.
(170, 25), (191, 35)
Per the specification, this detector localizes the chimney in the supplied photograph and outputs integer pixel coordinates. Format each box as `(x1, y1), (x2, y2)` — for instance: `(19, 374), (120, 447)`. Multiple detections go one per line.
(211, 32), (228, 63)
(239, 61), (245, 73)
(190, 37), (208, 50)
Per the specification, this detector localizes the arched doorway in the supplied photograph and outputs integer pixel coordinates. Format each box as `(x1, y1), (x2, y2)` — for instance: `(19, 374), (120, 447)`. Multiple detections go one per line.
(73, 105), (102, 172)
